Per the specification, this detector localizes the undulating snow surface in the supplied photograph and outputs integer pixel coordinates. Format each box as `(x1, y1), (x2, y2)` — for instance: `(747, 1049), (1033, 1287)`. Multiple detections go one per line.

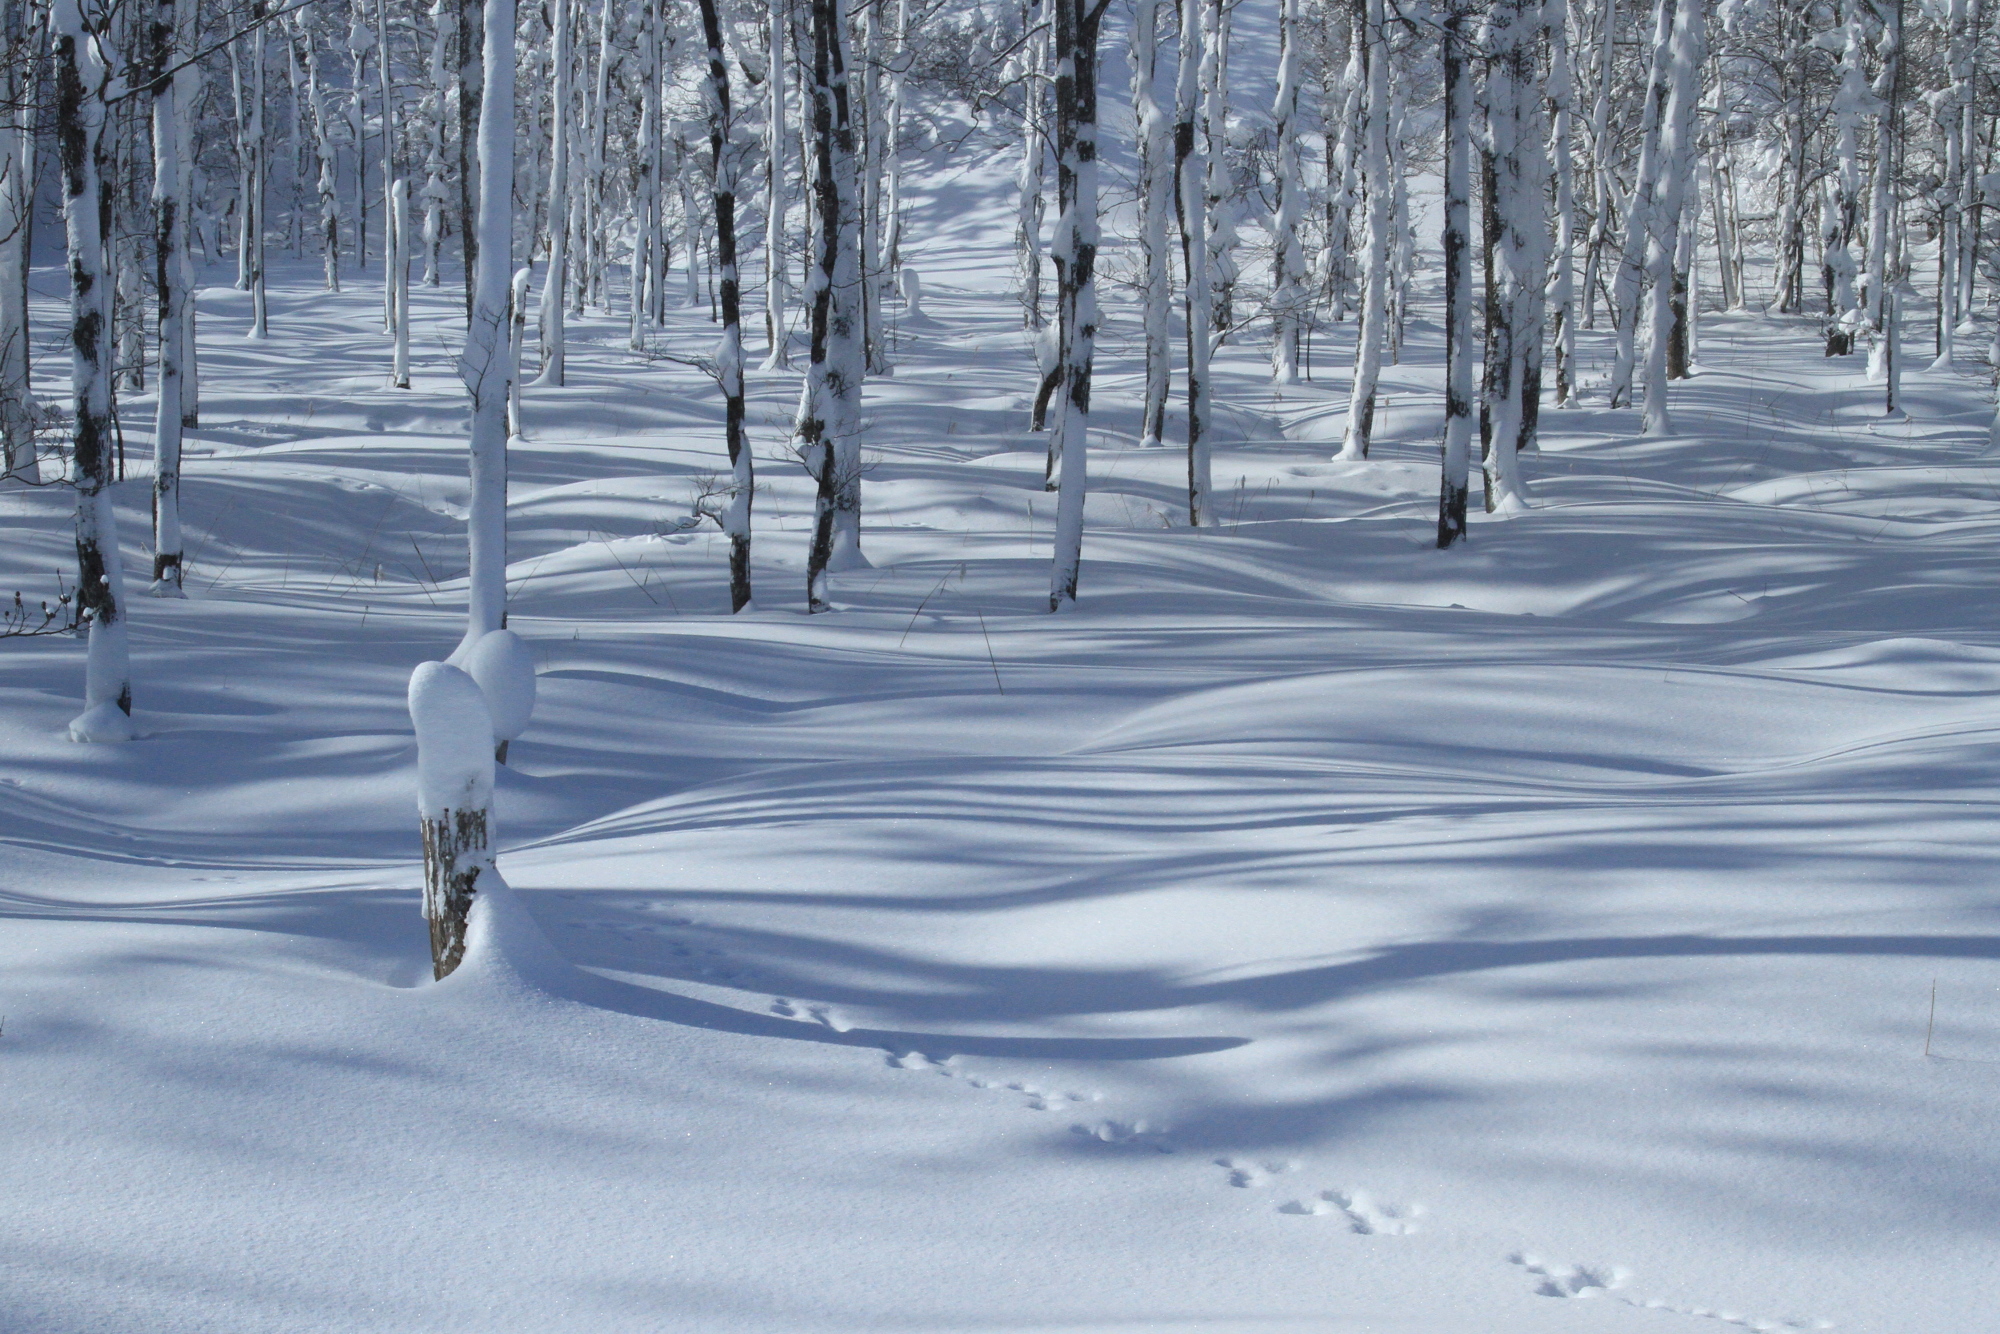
(5, 150), (2000, 1333)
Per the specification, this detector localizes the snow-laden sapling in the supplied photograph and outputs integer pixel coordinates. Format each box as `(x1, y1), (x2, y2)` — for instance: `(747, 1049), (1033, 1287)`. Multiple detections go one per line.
(458, 627), (536, 764)
(409, 661), (498, 980)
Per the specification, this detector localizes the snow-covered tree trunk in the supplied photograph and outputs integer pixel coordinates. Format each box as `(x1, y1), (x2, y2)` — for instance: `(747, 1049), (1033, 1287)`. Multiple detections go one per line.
(299, 17), (341, 293)
(1607, 0), (1677, 407)
(1640, 0), (1702, 436)
(1580, 0), (1616, 329)
(459, 0), (515, 654)
(1047, 0), (1108, 608)
(1438, 2), (1474, 546)
(800, 0), (865, 611)
(454, 0), (481, 320)
(583, 0), (611, 314)
(1547, 0), (1578, 407)
(507, 266), (528, 437)
(1175, 0), (1210, 518)
(1863, 0), (1899, 381)
(535, 0), (569, 385)
(1200, 0), (1234, 336)
(246, 21), (268, 339)
(1483, 0), (1545, 505)
(148, 0), (190, 589)
(1933, 0), (1968, 369)
(409, 661), (496, 980)
(699, 0), (753, 612)
(391, 178), (410, 387)
(1269, 0), (1305, 384)
(1130, 0), (1169, 445)
(882, 0), (909, 287)
(1017, 8), (1047, 331)
(0, 0), (37, 483)
(630, 0), (661, 353)
(762, 0), (791, 367)
(1339, 0), (1389, 461)
(421, 0), (451, 287)
(55, 0), (132, 741)
(376, 0), (395, 333)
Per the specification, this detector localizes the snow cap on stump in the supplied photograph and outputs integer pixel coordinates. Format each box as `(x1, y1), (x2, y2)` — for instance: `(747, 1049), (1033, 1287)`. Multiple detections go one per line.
(408, 661), (494, 816)
(460, 628), (537, 744)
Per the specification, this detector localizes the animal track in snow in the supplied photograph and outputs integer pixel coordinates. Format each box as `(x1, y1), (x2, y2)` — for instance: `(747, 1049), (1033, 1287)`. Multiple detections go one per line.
(1070, 1119), (1175, 1152)
(1624, 1296), (1833, 1331)
(1214, 1157), (1299, 1188)
(1511, 1253), (1631, 1298)
(1279, 1188), (1423, 1234)
(1511, 1255), (1833, 1329)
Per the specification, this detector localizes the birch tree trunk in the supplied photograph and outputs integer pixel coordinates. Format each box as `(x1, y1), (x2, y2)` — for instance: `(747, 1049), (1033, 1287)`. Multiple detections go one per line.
(1201, 0), (1234, 336)
(1269, 0), (1306, 384)
(458, 0), (514, 655)
(1483, 0), (1545, 504)
(1017, 9), (1047, 331)
(55, 0), (133, 741)
(1580, 0), (1615, 329)
(1864, 0), (1899, 381)
(535, 0), (569, 386)
(1547, 0), (1578, 407)
(376, 0), (395, 333)
(391, 178), (410, 387)
(246, 21), (268, 339)
(0, 0), (35, 483)
(699, 0), (754, 612)
(762, 0), (791, 367)
(149, 0), (189, 590)
(421, 0), (451, 287)
(1438, 3), (1474, 546)
(1640, 0), (1703, 436)
(1175, 0), (1210, 519)
(800, 0), (865, 610)
(1130, 0), (1169, 445)
(629, 0), (660, 353)
(1608, 0), (1677, 406)
(300, 17), (342, 292)
(1047, 0), (1108, 608)
(1339, 0), (1389, 461)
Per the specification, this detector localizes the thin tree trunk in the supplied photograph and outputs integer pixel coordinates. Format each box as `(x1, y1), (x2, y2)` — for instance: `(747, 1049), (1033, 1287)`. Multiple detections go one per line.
(1047, 0), (1108, 608)
(1641, 0), (1702, 435)
(535, 0), (570, 385)
(460, 0), (515, 654)
(1131, 0), (1169, 445)
(1176, 0), (1210, 518)
(800, 0), (865, 610)
(1438, 4), (1473, 546)
(1269, 0), (1305, 384)
(149, 0), (188, 589)
(391, 178), (410, 387)
(1608, 0), (1677, 407)
(762, 0), (791, 367)
(1, 0), (38, 483)
(1339, 0), (1389, 460)
(699, 0), (754, 612)
(55, 0), (133, 740)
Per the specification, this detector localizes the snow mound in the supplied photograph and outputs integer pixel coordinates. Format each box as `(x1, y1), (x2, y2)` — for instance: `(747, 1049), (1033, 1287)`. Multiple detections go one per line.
(407, 661), (494, 814)
(460, 628), (538, 742)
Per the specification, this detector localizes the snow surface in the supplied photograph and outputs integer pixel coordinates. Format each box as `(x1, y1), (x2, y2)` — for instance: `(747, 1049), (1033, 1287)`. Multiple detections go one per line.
(5, 122), (2000, 1334)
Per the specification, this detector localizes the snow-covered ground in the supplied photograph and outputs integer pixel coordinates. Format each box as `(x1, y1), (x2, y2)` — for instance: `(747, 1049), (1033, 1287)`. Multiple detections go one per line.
(6, 145), (2000, 1332)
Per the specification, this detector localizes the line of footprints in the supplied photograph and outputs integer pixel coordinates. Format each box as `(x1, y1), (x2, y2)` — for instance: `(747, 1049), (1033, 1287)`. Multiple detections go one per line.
(765, 991), (1834, 1333)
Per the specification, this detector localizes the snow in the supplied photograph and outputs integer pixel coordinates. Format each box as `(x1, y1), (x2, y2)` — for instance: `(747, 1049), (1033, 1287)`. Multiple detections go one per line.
(408, 660), (493, 814)
(5, 105), (2000, 1334)
(456, 627), (537, 743)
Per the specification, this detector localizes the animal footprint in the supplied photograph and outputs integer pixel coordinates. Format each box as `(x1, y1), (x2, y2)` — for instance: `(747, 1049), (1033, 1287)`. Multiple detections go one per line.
(806, 1004), (851, 1032)
(1512, 1253), (1631, 1298)
(1070, 1120), (1174, 1152)
(1279, 1188), (1422, 1234)
(1215, 1157), (1298, 1188)
(885, 1050), (953, 1072)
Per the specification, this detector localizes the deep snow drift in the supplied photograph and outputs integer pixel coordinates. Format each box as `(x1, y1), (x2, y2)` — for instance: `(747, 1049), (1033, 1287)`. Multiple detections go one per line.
(5, 138), (2000, 1332)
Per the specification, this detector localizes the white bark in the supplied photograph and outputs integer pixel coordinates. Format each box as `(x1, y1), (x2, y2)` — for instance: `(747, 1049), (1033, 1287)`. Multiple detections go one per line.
(55, 0), (132, 741)
(1017, 12), (1047, 330)
(1437, 4), (1474, 546)
(149, 0), (193, 589)
(1864, 0), (1899, 380)
(391, 178), (410, 387)
(1176, 0), (1211, 517)
(1131, 0), (1170, 445)
(800, 0), (866, 609)
(1640, 0), (1702, 436)
(1547, 0), (1578, 406)
(246, 22), (268, 339)
(1048, 0), (1107, 609)
(1483, 0), (1547, 505)
(1608, 0), (1677, 407)
(0, 0), (35, 483)
(1339, 0), (1389, 461)
(535, 0), (570, 386)
(1269, 0), (1305, 384)
(458, 0), (515, 654)
(761, 0), (791, 368)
